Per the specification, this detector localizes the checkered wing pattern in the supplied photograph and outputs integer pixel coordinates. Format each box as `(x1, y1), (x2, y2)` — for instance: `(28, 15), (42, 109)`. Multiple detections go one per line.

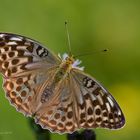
(33, 69), (125, 134)
(0, 33), (125, 134)
(0, 33), (60, 116)
(71, 69), (125, 130)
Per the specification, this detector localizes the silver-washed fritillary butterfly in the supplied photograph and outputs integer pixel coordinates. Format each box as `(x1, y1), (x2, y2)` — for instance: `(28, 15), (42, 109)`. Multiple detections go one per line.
(0, 32), (125, 134)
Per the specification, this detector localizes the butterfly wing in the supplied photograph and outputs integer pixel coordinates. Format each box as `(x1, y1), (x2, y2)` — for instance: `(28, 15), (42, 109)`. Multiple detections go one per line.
(0, 33), (61, 116)
(34, 67), (125, 134)
(34, 75), (78, 133)
(70, 69), (125, 130)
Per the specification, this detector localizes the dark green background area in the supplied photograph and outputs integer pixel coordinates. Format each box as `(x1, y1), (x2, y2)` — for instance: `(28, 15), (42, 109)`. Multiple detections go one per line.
(0, 0), (139, 140)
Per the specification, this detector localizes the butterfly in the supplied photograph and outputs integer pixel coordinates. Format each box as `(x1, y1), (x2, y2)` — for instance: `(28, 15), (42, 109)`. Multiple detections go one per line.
(0, 33), (125, 134)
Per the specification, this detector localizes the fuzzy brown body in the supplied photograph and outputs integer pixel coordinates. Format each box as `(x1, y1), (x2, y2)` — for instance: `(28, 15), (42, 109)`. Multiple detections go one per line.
(54, 57), (74, 83)
(40, 57), (74, 103)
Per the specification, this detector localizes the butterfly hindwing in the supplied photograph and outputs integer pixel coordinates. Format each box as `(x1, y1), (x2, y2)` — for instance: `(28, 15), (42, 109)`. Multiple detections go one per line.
(34, 77), (79, 133)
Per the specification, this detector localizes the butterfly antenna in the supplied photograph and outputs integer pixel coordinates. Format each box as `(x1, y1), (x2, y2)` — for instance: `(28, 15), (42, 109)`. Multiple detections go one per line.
(65, 21), (72, 56)
(74, 49), (108, 58)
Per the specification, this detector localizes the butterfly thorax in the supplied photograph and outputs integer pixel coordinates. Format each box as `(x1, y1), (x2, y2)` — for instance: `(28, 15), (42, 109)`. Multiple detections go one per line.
(54, 56), (74, 83)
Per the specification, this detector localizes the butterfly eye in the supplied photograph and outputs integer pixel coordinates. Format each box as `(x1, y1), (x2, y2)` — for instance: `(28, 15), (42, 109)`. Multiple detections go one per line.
(65, 57), (72, 64)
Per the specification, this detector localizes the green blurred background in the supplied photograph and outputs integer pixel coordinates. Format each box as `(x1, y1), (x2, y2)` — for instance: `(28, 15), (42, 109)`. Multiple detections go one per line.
(0, 0), (140, 140)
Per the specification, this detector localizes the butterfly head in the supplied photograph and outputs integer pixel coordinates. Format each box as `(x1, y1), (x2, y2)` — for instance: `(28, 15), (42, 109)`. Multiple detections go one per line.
(59, 53), (84, 71)
(65, 56), (75, 65)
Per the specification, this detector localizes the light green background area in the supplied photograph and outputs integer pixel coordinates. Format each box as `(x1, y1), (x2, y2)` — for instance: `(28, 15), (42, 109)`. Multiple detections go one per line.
(0, 0), (139, 140)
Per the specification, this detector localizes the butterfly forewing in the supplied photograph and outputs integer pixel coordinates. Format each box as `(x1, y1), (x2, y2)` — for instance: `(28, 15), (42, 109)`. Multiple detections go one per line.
(71, 69), (125, 130)
(0, 33), (60, 116)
